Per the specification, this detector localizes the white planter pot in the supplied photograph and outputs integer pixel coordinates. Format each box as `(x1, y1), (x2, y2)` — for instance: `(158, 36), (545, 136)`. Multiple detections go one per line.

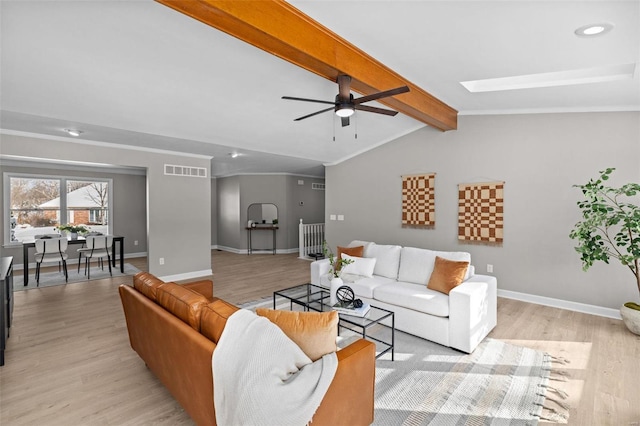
(620, 304), (640, 335)
(330, 277), (343, 306)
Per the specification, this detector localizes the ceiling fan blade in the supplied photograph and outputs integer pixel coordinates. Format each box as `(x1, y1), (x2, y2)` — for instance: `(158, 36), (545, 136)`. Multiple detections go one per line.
(341, 116), (350, 127)
(337, 75), (352, 101)
(282, 96), (335, 105)
(294, 106), (334, 121)
(354, 104), (399, 116)
(353, 86), (410, 105)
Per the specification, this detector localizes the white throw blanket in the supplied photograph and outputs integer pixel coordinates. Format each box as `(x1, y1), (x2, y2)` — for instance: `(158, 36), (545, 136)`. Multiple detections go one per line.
(212, 309), (338, 426)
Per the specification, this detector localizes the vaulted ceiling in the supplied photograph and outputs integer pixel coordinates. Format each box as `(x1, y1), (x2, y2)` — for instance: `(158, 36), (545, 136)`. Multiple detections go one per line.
(1, 1), (638, 177)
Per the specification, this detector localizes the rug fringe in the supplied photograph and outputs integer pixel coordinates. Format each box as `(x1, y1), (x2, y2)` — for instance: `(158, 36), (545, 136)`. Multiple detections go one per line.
(538, 384), (569, 399)
(544, 368), (571, 382)
(549, 355), (571, 365)
(534, 402), (569, 421)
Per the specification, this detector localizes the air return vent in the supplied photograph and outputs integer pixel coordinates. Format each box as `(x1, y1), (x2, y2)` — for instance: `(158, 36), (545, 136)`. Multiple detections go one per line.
(164, 164), (207, 178)
(312, 183), (325, 190)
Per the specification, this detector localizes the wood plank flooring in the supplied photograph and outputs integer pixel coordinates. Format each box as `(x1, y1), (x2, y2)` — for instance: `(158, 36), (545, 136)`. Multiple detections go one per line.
(1, 250), (638, 425)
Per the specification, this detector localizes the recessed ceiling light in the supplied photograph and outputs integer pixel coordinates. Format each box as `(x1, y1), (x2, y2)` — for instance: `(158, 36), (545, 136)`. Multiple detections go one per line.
(64, 129), (83, 137)
(575, 23), (614, 37)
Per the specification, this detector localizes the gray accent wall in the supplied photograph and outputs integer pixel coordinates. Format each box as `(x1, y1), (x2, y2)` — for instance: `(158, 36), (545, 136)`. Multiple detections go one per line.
(0, 133), (212, 278)
(324, 112), (640, 310)
(216, 174), (325, 252)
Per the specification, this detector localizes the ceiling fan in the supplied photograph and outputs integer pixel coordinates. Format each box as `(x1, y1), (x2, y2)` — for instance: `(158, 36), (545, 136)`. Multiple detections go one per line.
(282, 75), (410, 127)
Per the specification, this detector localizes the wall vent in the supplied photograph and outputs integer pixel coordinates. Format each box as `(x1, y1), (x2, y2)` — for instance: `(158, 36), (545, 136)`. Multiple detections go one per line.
(312, 183), (325, 190)
(164, 164), (207, 178)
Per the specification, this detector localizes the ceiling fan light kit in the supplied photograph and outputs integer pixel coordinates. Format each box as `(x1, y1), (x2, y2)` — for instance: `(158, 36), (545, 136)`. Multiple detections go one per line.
(283, 74), (409, 127)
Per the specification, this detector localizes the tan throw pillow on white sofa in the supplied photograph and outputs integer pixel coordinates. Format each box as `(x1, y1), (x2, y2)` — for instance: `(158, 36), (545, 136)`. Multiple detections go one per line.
(427, 256), (470, 295)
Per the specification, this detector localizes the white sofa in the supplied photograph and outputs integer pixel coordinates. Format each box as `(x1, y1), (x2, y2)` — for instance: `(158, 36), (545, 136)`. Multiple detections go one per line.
(311, 240), (497, 353)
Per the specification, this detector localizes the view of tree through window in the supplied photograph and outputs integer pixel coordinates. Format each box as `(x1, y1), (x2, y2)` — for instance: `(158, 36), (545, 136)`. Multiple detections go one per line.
(8, 176), (110, 242)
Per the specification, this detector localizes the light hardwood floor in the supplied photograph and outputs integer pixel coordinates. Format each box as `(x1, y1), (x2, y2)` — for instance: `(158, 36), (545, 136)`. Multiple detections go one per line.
(1, 251), (638, 425)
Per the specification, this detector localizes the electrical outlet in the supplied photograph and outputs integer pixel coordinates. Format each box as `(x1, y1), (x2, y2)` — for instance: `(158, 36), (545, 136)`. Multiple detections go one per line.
(159, 258), (165, 265)
(487, 264), (493, 273)
(134, 240), (138, 246)
(337, 215), (344, 221)
(329, 214), (336, 221)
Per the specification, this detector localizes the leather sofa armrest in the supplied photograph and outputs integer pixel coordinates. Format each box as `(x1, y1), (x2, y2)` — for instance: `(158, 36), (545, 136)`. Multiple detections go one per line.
(183, 280), (214, 300)
(310, 258), (331, 286)
(311, 339), (376, 425)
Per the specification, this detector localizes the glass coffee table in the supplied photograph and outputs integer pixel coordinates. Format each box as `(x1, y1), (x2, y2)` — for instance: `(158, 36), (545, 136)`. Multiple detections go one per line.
(273, 283), (395, 360)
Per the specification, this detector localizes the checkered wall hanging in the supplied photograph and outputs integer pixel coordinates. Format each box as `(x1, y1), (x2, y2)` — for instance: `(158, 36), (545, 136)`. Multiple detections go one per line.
(402, 173), (435, 227)
(458, 181), (504, 243)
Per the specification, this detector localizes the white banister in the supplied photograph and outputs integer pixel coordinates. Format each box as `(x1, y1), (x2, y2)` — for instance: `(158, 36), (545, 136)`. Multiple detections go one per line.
(298, 219), (325, 260)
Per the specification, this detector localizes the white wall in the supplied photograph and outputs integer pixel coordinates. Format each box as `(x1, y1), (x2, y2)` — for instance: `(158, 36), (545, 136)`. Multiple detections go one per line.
(324, 112), (640, 310)
(0, 133), (212, 279)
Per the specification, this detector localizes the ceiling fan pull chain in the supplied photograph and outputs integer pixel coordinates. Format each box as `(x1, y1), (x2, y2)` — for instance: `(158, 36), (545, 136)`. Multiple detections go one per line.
(355, 113), (358, 140)
(333, 114), (336, 142)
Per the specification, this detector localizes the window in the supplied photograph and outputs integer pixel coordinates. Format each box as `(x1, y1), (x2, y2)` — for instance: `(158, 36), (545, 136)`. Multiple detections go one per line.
(6, 174), (112, 243)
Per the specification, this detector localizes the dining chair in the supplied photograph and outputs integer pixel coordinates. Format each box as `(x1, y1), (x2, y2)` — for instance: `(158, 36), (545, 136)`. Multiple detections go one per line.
(77, 235), (113, 279)
(34, 237), (69, 286)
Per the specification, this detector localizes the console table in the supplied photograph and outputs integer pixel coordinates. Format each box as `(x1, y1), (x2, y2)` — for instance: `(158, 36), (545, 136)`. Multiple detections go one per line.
(1, 257), (14, 366)
(246, 226), (278, 255)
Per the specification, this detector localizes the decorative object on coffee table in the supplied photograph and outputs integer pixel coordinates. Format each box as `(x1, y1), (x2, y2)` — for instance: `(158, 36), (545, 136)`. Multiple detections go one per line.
(569, 167), (640, 335)
(322, 241), (354, 305)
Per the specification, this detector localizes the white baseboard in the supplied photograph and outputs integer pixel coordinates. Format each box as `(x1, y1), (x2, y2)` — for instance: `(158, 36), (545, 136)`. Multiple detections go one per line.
(498, 289), (622, 320)
(159, 269), (213, 282)
(214, 246), (298, 255)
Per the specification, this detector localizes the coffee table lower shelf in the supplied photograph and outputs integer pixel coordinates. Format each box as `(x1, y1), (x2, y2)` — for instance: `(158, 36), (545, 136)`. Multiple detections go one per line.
(273, 283), (395, 360)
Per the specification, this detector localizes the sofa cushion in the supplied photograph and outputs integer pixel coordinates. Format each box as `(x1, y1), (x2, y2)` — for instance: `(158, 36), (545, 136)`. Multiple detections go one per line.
(341, 254), (376, 278)
(427, 256), (470, 295)
(201, 298), (240, 343)
(156, 282), (209, 330)
(397, 247), (472, 285)
(348, 240), (373, 253)
(341, 274), (395, 299)
(132, 272), (165, 301)
(373, 281), (450, 317)
(366, 243), (402, 279)
(255, 308), (338, 361)
(336, 245), (364, 271)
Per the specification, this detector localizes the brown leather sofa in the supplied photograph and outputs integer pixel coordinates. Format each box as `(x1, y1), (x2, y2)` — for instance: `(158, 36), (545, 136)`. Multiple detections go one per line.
(119, 272), (376, 426)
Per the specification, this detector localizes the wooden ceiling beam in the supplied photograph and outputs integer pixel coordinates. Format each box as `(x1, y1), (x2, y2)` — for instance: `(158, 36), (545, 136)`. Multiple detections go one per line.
(155, 0), (458, 131)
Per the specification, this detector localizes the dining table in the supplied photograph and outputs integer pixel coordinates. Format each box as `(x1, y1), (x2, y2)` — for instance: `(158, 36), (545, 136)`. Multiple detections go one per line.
(22, 236), (125, 286)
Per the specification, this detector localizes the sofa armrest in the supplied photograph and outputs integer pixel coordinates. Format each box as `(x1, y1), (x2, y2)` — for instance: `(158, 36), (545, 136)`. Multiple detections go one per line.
(183, 280), (214, 300)
(310, 258), (331, 286)
(311, 339), (376, 425)
(448, 274), (497, 353)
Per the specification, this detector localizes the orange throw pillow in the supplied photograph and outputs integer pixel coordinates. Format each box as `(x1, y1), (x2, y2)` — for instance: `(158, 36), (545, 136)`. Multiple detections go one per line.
(256, 308), (338, 361)
(336, 245), (364, 271)
(427, 256), (470, 295)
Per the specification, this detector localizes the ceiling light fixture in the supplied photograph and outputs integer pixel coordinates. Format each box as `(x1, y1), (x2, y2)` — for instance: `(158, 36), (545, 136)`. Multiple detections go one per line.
(229, 152), (239, 158)
(574, 23), (614, 37)
(64, 129), (83, 137)
(335, 104), (354, 117)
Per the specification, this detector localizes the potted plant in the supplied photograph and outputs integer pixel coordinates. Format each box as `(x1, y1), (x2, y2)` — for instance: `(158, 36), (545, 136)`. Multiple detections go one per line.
(56, 224), (89, 240)
(322, 241), (354, 305)
(569, 168), (640, 334)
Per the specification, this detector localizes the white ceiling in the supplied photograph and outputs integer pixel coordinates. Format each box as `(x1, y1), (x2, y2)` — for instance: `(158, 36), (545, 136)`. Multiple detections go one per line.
(1, 1), (638, 177)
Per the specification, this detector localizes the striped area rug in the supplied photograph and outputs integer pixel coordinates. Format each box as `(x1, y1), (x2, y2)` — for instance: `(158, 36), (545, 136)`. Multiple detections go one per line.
(240, 297), (570, 424)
